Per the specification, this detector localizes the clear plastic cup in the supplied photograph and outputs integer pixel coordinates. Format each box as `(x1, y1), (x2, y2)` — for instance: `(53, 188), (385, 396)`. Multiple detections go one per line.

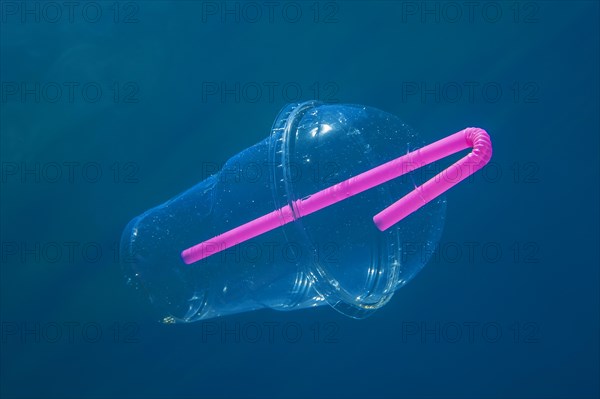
(121, 101), (446, 323)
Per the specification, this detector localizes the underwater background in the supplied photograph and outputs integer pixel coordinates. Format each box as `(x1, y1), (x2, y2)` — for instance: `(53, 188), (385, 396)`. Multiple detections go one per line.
(1, 1), (598, 398)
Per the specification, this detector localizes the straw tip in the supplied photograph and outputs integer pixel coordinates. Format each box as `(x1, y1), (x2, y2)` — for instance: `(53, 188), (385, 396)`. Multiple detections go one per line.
(180, 250), (195, 265)
(372, 215), (389, 232)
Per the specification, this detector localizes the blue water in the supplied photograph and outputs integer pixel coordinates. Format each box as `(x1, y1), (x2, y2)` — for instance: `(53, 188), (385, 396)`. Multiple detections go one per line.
(1, 1), (598, 398)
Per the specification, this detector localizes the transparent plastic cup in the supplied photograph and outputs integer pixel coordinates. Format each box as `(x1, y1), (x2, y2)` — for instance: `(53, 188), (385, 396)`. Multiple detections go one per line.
(121, 101), (491, 323)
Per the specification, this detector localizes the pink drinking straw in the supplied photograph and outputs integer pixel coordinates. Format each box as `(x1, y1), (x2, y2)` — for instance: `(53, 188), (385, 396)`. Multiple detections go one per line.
(181, 127), (492, 265)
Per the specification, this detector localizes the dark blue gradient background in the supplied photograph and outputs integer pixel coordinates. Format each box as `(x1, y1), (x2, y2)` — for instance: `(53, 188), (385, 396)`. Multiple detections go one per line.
(1, 1), (598, 398)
